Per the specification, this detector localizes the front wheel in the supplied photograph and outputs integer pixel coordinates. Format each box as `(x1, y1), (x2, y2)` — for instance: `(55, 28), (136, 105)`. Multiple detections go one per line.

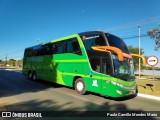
(74, 78), (86, 95)
(136, 85), (138, 93)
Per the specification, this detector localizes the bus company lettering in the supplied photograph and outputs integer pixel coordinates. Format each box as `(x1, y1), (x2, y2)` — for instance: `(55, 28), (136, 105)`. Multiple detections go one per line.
(85, 35), (99, 40)
(27, 57), (43, 62)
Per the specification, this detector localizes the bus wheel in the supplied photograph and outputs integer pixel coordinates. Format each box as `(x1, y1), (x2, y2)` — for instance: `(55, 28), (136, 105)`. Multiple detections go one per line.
(28, 71), (32, 80)
(32, 72), (37, 81)
(136, 85), (138, 93)
(74, 78), (86, 95)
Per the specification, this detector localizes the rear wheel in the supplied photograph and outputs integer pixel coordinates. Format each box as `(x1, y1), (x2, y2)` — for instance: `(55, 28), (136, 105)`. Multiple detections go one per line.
(74, 78), (86, 95)
(28, 71), (32, 80)
(32, 72), (37, 81)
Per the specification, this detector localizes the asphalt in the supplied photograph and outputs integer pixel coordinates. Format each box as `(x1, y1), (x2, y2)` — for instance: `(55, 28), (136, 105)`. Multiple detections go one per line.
(0, 69), (160, 119)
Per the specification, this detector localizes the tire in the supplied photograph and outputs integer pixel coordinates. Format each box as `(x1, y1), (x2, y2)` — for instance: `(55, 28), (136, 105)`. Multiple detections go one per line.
(32, 72), (37, 81)
(136, 85), (138, 93)
(28, 71), (33, 80)
(74, 78), (86, 95)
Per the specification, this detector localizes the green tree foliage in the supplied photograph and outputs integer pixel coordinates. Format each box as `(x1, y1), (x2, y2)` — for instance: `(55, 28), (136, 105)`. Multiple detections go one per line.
(8, 59), (16, 66)
(6, 59), (22, 67)
(147, 28), (160, 51)
(128, 45), (147, 71)
(0, 59), (23, 67)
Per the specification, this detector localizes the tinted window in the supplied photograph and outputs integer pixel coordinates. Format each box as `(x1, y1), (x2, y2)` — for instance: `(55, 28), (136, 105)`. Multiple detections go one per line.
(24, 44), (53, 57)
(24, 37), (81, 57)
(90, 56), (112, 75)
(81, 34), (106, 51)
(90, 57), (101, 73)
(66, 39), (72, 53)
(54, 41), (66, 54)
(66, 38), (82, 55)
(102, 57), (112, 74)
(105, 33), (130, 54)
(41, 44), (53, 55)
(24, 48), (33, 57)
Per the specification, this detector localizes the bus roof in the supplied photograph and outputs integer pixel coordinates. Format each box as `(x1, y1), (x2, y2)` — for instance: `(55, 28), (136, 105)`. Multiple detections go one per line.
(25, 31), (106, 49)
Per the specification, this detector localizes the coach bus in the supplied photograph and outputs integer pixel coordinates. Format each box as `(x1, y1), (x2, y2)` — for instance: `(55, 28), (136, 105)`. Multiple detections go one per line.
(22, 31), (146, 98)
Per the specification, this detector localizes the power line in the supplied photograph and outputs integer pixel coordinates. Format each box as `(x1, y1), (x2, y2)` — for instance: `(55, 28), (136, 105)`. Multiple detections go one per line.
(103, 16), (160, 32)
(112, 25), (157, 36)
(122, 34), (148, 40)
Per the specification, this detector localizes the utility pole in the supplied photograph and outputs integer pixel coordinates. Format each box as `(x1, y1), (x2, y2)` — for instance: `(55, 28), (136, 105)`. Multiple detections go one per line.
(138, 26), (141, 78)
(5, 53), (7, 66)
(0, 58), (2, 65)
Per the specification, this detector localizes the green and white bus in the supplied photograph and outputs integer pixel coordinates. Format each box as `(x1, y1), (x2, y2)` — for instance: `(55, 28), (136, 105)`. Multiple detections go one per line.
(23, 31), (146, 98)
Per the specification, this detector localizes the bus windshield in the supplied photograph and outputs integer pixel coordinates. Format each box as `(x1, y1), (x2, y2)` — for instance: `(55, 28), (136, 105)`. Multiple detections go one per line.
(112, 54), (134, 80)
(81, 34), (107, 50)
(105, 33), (130, 54)
(80, 32), (135, 80)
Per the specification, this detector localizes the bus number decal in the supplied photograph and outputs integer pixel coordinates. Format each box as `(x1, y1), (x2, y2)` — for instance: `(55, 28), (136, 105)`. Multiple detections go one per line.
(92, 80), (98, 87)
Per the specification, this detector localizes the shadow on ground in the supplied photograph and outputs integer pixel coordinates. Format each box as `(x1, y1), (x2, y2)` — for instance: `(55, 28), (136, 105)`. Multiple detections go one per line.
(1, 99), (157, 120)
(0, 70), (62, 98)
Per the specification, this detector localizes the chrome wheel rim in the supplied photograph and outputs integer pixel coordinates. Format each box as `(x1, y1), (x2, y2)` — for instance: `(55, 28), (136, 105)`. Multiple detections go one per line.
(76, 82), (84, 91)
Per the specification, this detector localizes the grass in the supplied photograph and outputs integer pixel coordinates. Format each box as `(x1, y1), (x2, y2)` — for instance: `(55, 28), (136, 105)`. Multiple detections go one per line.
(136, 75), (160, 97)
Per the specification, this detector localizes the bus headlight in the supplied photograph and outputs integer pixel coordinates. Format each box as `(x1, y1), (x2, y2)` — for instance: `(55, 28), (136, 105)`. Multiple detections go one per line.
(116, 90), (122, 95)
(111, 81), (135, 90)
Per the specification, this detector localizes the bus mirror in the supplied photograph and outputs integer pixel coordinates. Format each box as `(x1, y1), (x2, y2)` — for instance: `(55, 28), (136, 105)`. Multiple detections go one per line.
(91, 46), (133, 62)
(131, 54), (146, 65)
(91, 46), (124, 61)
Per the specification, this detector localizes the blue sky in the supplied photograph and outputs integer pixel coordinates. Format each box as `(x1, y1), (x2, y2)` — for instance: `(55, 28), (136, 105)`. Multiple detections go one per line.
(0, 0), (160, 66)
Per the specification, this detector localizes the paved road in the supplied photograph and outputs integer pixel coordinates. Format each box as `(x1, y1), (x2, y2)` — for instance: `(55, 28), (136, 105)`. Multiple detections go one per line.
(0, 69), (159, 119)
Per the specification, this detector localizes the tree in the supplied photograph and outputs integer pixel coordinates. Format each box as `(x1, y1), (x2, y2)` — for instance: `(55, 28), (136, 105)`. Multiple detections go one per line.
(147, 28), (160, 51)
(8, 59), (16, 66)
(128, 45), (147, 71)
(16, 59), (23, 67)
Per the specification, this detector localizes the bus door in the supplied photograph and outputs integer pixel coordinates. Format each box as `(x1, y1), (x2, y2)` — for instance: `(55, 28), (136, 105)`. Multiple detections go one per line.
(89, 57), (102, 94)
(101, 57), (115, 95)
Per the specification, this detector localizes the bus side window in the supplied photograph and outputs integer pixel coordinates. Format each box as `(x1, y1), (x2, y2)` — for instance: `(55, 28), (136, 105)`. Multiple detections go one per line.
(72, 39), (81, 55)
(57, 41), (66, 54)
(24, 49), (29, 57)
(32, 45), (41, 56)
(41, 44), (52, 55)
(66, 40), (72, 53)
(102, 57), (112, 75)
(24, 48), (33, 57)
(66, 38), (81, 55)
(58, 42), (64, 53)
(90, 57), (101, 73)
(52, 44), (58, 54)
